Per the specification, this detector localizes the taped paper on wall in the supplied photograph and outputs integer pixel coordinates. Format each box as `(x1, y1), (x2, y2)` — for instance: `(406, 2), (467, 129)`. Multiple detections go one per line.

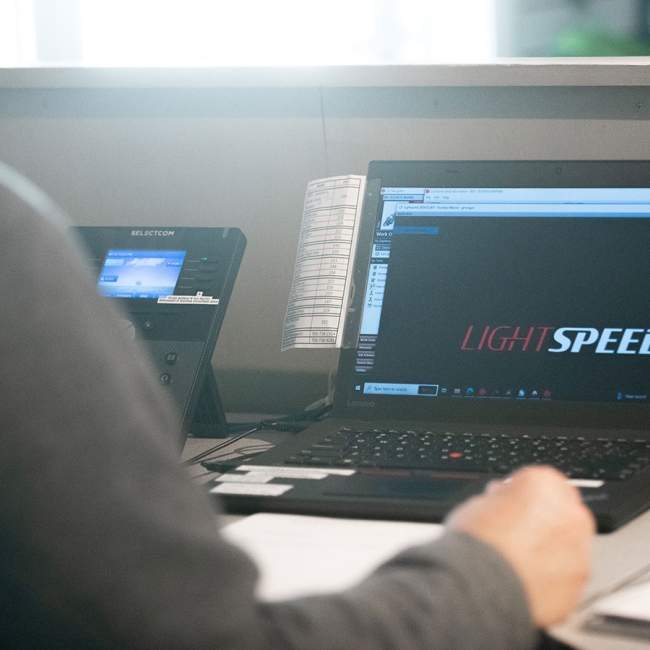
(282, 175), (366, 350)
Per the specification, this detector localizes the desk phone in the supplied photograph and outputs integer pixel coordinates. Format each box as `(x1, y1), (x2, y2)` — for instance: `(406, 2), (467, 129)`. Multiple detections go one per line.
(74, 226), (246, 443)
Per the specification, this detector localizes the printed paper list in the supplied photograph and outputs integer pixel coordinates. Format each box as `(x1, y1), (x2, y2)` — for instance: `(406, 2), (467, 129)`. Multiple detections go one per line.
(282, 175), (365, 350)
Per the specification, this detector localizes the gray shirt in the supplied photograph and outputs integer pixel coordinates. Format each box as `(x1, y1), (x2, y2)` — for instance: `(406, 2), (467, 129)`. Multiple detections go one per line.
(0, 162), (538, 650)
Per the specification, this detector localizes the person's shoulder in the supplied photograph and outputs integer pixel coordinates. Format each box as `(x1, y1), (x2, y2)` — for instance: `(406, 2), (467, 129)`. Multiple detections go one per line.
(0, 162), (70, 236)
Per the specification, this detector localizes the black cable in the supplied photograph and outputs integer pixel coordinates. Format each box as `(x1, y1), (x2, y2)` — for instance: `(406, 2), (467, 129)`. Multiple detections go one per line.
(259, 420), (312, 433)
(197, 444), (272, 467)
(259, 402), (332, 432)
(185, 399), (332, 467)
(200, 449), (271, 473)
(224, 444), (272, 456)
(183, 426), (260, 466)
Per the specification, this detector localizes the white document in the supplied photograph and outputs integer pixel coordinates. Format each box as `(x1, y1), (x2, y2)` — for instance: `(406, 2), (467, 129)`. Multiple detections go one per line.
(586, 578), (650, 639)
(282, 175), (366, 350)
(221, 513), (443, 601)
(591, 579), (650, 622)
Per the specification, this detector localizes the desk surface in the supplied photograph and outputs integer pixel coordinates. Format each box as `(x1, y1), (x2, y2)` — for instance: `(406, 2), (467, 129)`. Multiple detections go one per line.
(183, 435), (650, 649)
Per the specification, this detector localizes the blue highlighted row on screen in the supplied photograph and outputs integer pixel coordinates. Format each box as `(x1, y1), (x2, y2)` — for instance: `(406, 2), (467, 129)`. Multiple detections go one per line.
(392, 226), (440, 235)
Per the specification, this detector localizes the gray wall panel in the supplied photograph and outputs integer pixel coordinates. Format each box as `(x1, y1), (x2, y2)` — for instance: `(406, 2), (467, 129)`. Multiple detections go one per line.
(1, 74), (649, 412)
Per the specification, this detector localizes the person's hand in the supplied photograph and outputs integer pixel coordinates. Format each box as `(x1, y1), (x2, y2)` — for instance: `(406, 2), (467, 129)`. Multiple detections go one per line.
(446, 466), (595, 628)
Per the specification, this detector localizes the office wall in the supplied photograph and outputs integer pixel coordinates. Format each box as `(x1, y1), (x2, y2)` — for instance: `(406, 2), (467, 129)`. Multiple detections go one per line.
(1, 65), (650, 412)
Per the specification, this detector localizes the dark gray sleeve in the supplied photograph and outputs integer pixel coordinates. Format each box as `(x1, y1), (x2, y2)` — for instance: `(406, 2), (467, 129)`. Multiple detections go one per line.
(0, 165), (538, 650)
(261, 530), (538, 650)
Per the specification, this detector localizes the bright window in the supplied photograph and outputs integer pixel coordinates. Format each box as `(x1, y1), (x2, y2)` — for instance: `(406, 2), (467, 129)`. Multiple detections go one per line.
(0, 0), (496, 67)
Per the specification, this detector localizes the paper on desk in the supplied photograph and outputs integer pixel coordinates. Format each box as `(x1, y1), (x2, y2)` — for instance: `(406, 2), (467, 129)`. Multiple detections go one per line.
(591, 579), (650, 623)
(222, 513), (442, 601)
(282, 175), (366, 350)
(584, 579), (650, 640)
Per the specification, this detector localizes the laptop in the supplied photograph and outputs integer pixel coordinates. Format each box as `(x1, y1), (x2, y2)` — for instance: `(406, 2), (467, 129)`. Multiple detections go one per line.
(216, 160), (650, 532)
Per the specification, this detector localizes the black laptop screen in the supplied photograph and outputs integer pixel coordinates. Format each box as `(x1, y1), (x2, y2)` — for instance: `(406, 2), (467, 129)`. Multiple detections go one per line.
(352, 186), (650, 406)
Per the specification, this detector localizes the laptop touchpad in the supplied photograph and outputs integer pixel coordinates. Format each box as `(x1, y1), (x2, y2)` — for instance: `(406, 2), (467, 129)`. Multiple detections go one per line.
(325, 474), (485, 502)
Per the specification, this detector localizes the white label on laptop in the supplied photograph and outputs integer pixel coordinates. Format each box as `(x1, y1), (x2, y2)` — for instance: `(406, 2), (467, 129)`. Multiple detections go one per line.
(569, 479), (604, 488)
(211, 483), (293, 496)
(215, 472), (275, 484)
(282, 174), (366, 350)
(216, 470), (330, 482)
(238, 465), (356, 477)
(505, 477), (604, 489)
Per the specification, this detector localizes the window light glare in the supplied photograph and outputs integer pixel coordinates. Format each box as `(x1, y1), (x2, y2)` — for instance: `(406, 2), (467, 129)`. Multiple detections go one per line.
(2, 0), (496, 67)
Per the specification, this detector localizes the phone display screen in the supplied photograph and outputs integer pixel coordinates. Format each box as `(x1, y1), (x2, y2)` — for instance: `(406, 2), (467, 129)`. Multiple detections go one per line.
(98, 249), (186, 298)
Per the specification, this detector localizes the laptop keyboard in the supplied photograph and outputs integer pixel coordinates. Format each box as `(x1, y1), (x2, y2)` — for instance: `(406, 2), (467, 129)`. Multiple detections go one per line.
(284, 428), (650, 480)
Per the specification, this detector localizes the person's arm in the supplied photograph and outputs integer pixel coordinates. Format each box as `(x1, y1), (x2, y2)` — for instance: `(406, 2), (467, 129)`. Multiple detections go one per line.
(447, 466), (596, 630)
(0, 165), (590, 650)
(258, 529), (538, 650)
(259, 464), (594, 650)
